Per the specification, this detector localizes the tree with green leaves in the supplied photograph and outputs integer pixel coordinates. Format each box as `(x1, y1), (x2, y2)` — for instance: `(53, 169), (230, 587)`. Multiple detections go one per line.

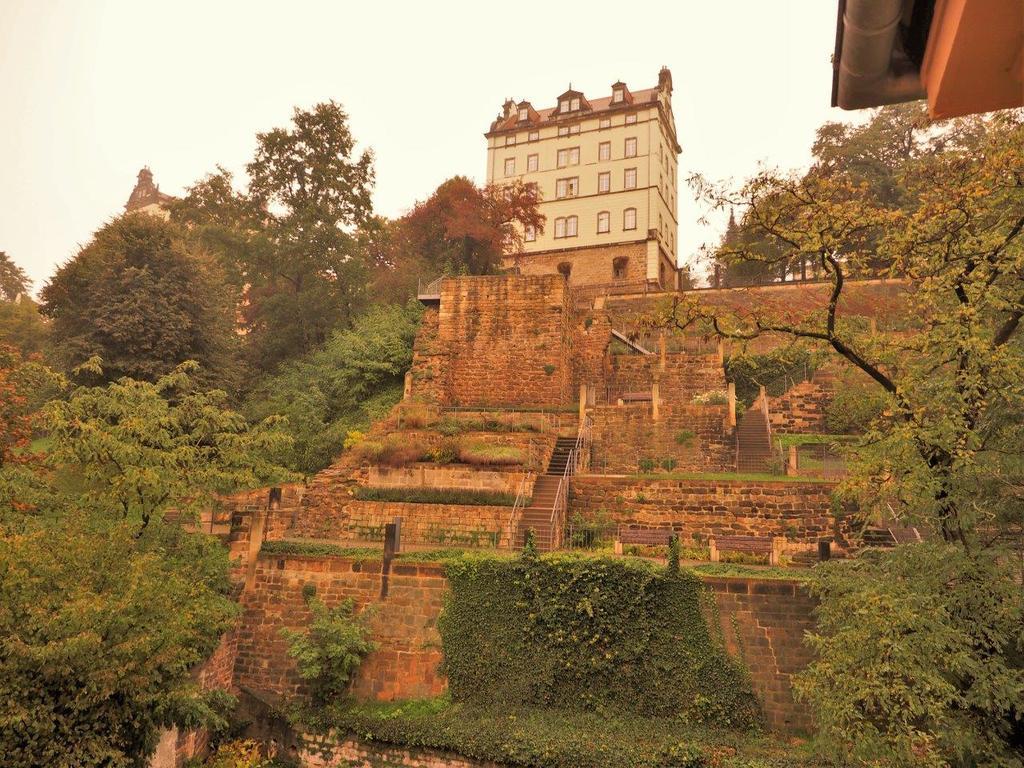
(40, 214), (238, 387)
(664, 108), (1024, 765)
(0, 361), (291, 767)
(241, 301), (421, 474)
(173, 102), (375, 372)
(0, 251), (30, 301)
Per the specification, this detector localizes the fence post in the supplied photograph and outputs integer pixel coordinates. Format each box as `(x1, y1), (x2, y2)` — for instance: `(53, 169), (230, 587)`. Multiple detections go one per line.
(728, 382), (737, 428)
(651, 376), (660, 422)
(403, 370), (413, 400)
(659, 331), (667, 371)
(787, 445), (798, 476)
(579, 383), (587, 423)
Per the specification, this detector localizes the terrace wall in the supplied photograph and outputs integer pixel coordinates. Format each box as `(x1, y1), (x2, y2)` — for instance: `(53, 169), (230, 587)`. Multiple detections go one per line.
(570, 476), (847, 546)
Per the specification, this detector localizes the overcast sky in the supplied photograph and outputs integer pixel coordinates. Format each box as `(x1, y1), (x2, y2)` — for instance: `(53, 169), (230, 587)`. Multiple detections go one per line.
(0, 0), (860, 293)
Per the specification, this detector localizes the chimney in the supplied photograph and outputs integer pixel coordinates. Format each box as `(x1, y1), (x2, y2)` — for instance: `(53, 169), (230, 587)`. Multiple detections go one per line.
(658, 66), (674, 95)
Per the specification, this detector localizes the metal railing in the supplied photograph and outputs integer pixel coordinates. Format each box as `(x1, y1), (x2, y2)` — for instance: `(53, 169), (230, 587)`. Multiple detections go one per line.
(506, 471), (533, 548)
(417, 275), (443, 299)
(547, 448), (574, 551)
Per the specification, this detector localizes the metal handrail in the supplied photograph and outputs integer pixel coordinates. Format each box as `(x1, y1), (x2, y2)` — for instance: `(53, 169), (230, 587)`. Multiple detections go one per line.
(548, 448), (574, 551)
(507, 471), (533, 548)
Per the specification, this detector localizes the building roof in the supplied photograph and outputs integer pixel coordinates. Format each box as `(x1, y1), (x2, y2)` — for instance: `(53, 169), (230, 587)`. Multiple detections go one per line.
(487, 85), (661, 134)
(125, 167), (176, 212)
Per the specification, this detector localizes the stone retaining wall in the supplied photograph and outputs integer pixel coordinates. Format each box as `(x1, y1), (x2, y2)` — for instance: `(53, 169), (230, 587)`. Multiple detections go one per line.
(234, 555), (447, 702)
(367, 464), (528, 495)
(768, 378), (833, 434)
(571, 476), (847, 545)
(289, 499), (514, 548)
(704, 578), (817, 733)
(589, 403), (733, 474)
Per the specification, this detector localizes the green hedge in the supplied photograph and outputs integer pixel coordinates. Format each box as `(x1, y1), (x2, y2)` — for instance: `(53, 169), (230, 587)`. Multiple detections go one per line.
(259, 540), (382, 559)
(353, 486), (520, 506)
(438, 554), (761, 727)
(302, 700), (816, 768)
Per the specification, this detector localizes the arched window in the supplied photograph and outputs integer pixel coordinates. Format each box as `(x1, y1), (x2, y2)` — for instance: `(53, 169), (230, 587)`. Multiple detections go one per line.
(623, 207), (637, 231)
(613, 256), (629, 280)
(597, 211), (610, 234)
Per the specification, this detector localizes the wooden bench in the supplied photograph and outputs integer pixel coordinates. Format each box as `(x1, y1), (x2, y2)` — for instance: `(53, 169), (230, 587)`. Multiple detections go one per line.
(619, 391), (653, 403)
(614, 527), (674, 554)
(709, 535), (784, 566)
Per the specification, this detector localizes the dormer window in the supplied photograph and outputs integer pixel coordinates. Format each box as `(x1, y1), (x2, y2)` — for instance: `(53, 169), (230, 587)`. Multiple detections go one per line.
(612, 88), (624, 103)
(518, 107), (528, 122)
(560, 101), (570, 113)
(570, 97), (580, 111)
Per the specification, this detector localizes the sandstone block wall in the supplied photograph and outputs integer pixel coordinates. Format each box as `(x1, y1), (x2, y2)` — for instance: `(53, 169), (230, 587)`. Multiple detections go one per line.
(705, 578), (817, 733)
(602, 353), (725, 406)
(571, 476), (847, 545)
(233, 553), (817, 735)
(367, 464), (528, 495)
(768, 378), (834, 434)
(289, 498), (514, 548)
(589, 403), (733, 473)
(234, 555), (447, 702)
(508, 241), (650, 289)
(438, 275), (574, 408)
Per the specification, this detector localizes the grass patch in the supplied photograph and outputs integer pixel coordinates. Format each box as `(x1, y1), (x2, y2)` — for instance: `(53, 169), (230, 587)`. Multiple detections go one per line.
(353, 486), (521, 507)
(628, 471), (835, 484)
(776, 433), (855, 448)
(353, 435), (429, 467)
(259, 540), (382, 559)
(692, 563), (813, 581)
(298, 699), (823, 768)
(458, 442), (526, 466)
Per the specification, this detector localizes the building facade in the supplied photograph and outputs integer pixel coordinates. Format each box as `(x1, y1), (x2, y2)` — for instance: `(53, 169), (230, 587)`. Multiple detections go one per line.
(125, 167), (174, 219)
(485, 67), (681, 290)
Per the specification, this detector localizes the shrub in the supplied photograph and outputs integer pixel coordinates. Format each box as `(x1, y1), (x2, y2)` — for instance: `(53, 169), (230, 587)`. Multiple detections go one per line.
(458, 442), (525, 466)
(667, 535), (681, 575)
(353, 486), (519, 507)
(661, 457), (678, 471)
(824, 386), (888, 434)
(198, 740), (272, 768)
(691, 391), (728, 406)
(400, 405), (432, 429)
(354, 435), (427, 467)
(675, 429), (696, 446)
(638, 457), (656, 472)
(430, 437), (461, 465)
(281, 596), (376, 705)
(543, 364), (556, 376)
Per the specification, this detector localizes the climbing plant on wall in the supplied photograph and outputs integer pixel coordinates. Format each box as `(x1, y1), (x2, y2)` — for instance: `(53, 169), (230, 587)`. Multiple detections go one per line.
(439, 554), (760, 727)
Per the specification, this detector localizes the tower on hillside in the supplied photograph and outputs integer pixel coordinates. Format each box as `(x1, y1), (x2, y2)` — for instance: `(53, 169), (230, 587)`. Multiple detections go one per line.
(485, 67), (681, 291)
(125, 167), (175, 219)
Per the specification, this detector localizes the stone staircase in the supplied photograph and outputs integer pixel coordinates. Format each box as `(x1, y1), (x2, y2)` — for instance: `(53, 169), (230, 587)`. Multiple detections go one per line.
(516, 436), (576, 551)
(735, 406), (773, 472)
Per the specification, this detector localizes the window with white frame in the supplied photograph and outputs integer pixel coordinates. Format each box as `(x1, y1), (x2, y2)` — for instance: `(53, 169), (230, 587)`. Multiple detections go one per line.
(569, 123), (580, 134)
(570, 97), (580, 110)
(566, 215), (578, 237)
(597, 211), (610, 233)
(529, 130), (539, 141)
(624, 167), (637, 189)
(525, 224), (536, 242)
(555, 177), (579, 199)
(560, 100), (569, 113)
(625, 113), (637, 125)
(623, 207), (637, 230)
(558, 125), (569, 137)
(504, 157), (515, 176)
(527, 154), (539, 172)
(599, 116), (611, 129)
(518, 107), (528, 121)
(506, 134), (516, 146)
(625, 137), (637, 157)
(554, 217), (566, 238)
(612, 88), (624, 103)
(598, 171), (610, 193)
(557, 147), (579, 167)
(598, 141), (610, 161)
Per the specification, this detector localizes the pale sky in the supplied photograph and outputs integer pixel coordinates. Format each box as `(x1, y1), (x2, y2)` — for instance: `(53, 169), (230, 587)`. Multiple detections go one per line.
(0, 0), (858, 293)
